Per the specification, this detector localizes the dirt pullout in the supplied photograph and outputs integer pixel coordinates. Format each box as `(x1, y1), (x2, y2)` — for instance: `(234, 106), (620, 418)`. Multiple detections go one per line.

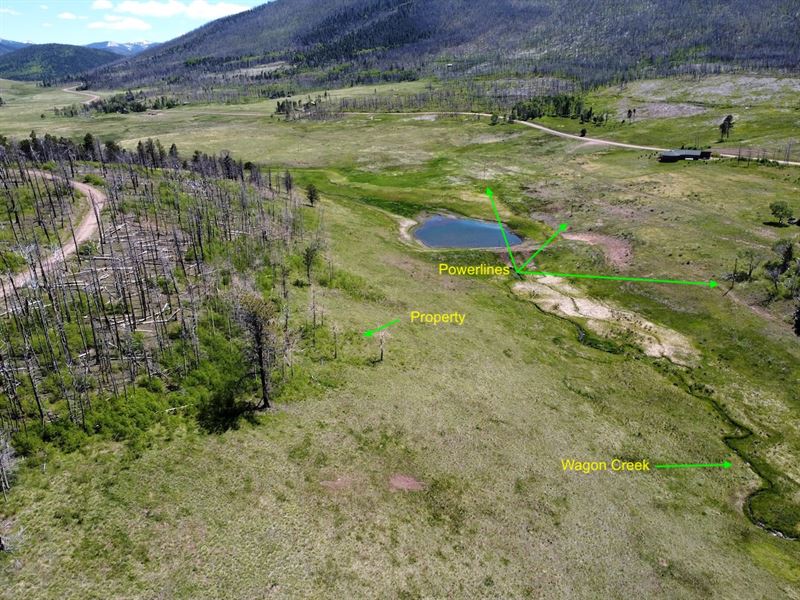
(389, 474), (426, 492)
(572, 140), (606, 151)
(513, 277), (698, 366)
(563, 233), (633, 269)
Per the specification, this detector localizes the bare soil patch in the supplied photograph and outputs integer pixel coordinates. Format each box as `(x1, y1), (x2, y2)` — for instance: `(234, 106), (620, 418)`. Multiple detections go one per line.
(398, 217), (418, 245)
(573, 140), (606, 150)
(692, 76), (800, 101)
(513, 278), (698, 366)
(472, 132), (524, 145)
(628, 76), (800, 105)
(389, 474), (426, 492)
(229, 61), (287, 77)
(563, 233), (633, 269)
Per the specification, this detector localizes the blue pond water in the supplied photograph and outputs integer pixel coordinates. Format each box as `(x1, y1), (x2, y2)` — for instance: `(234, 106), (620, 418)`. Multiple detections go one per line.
(414, 215), (521, 248)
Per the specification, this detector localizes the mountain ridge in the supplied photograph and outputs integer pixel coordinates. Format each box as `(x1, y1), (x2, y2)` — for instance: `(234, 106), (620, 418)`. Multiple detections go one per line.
(0, 43), (120, 82)
(88, 0), (800, 89)
(85, 41), (161, 57)
(0, 39), (30, 56)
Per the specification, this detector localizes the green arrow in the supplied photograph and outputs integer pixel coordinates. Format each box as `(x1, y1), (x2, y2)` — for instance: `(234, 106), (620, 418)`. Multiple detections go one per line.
(486, 188), (519, 271)
(517, 223), (569, 271)
(654, 461), (732, 469)
(363, 318), (400, 337)
(518, 270), (717, 288)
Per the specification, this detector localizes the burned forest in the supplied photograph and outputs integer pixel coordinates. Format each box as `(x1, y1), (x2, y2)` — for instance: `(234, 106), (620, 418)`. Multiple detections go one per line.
(0, 136), (339, 491)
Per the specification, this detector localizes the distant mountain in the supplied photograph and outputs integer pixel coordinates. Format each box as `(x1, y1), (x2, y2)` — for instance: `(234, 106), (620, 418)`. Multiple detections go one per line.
(0, 44), (120, 82)
(85, 41), (160, 57)
(0, 39), (30, 56)
(89, 0), (800, 89)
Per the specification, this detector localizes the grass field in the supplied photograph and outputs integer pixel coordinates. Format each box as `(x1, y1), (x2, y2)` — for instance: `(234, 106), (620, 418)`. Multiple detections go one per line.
(1, 76), (799, 598)
(537, 75), (800, 162)
(0, 79), (116, 132)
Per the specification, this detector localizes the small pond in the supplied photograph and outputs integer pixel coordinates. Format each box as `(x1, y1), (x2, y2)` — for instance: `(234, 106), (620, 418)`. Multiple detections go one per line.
(413, 215), (521, 248)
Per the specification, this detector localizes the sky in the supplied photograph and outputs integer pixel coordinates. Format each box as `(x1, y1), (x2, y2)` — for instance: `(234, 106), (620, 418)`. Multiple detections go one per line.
(0, 0), (267, 45)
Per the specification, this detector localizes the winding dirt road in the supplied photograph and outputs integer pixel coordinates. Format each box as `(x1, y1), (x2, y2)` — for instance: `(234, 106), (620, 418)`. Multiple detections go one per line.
(428, 111), (800, 165)
(3, 173), (106, 298)
(514, 117), (800, 166)
(62, 86), (101, 104)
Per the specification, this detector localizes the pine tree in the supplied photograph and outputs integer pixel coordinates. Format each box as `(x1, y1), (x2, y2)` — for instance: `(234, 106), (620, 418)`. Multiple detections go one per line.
(306, 183), (319, 206)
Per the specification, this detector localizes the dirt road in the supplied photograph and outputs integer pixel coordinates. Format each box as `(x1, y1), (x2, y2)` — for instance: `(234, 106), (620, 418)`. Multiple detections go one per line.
(358, 111), (800, 166)
(3, 173), (106, 298)
(487, 113), (800, 166)
(461, 112), (800, 165)
(62, 86), (100, 104)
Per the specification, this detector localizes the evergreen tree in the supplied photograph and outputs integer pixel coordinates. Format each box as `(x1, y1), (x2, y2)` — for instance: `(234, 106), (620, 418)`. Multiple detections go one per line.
(306, 183), (320, 206)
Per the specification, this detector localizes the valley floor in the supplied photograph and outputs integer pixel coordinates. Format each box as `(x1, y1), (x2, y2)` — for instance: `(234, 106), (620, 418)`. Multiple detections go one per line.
(1, 76), (799, 598)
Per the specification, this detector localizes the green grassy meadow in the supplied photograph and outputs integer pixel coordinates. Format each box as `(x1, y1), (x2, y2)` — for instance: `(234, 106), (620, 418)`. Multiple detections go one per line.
(537, 75), (800, 161)
(1, 77), (800, 598)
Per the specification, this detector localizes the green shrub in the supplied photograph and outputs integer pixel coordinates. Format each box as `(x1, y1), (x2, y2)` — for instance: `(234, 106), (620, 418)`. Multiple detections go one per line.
(0, 250), (27, 273)
(82, 173), (105, 187)
(319, 268), (385, 301)
(41, 421), (90, 453)
(357, 195), (427, 218)
(85, 388), (169, 442)
(78, 240), (99, 257)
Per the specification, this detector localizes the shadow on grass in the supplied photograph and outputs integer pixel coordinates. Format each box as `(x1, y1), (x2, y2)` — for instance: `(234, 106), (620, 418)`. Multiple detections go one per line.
(762, 221), (790, 228)
(197, 382), (260, 433)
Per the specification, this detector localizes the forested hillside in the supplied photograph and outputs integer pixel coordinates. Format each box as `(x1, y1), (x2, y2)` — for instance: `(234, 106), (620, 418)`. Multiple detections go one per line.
(0, 44), (119, 83)
(0, 40), (29, 56)
(90, 0), (800, 90)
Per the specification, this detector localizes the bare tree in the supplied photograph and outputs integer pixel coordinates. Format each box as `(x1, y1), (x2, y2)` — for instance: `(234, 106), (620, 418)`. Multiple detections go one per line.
(303, 241), (320, 284)
(234, 289), (278, 408)
(0, 428), (16, 502)
(737, 248), (761, 281)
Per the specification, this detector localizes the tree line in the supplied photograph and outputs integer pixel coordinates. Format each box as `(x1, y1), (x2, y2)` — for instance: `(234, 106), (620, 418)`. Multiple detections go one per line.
(726, 208), (800, 335)
(53, 90), (180, 118)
